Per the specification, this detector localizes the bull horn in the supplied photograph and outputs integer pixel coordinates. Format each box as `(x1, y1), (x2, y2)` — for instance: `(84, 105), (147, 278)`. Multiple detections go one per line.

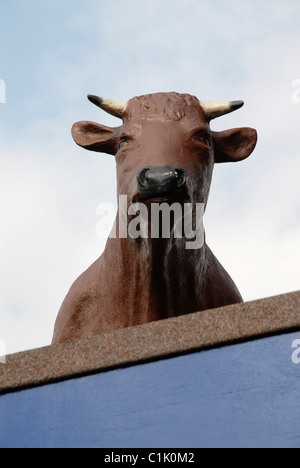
(87, 95), (127, 119)
(200, 100), (244, 120)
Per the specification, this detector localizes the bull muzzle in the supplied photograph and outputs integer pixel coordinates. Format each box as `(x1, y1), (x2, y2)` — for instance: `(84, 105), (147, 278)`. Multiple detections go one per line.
(136, 166), (188, 202)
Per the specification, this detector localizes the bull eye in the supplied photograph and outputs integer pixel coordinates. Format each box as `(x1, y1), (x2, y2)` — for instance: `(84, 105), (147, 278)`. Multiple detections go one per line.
(192, 131), (211, 147)
(118, 136), (131, 150)
(118, 139), (129, 150)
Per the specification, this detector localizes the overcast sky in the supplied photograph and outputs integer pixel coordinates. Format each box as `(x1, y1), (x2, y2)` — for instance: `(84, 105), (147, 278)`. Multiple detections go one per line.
(1, 0), (299, 355)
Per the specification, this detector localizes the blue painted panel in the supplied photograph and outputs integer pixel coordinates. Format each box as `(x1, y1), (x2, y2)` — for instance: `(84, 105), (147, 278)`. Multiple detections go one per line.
(0, 332), (299, 448)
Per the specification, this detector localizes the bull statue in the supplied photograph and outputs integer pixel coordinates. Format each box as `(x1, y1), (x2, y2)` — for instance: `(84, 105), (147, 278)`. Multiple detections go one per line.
(52, 92), (257, 344)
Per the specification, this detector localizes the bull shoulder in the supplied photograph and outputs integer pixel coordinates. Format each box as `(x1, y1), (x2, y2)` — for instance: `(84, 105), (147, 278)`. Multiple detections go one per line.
(52, 259), (103, 343)
(203, 246), (243, 308)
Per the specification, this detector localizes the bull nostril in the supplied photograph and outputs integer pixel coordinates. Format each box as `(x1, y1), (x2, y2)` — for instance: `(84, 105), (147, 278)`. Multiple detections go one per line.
(174, 167), (188, 188)
(137, 167), (151, 188)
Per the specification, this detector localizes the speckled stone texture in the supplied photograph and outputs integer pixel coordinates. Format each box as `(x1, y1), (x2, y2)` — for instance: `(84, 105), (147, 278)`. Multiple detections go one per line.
(0, 290), (299, 394)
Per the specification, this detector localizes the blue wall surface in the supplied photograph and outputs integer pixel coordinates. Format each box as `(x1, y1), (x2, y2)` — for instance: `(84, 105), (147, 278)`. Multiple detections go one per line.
(0, 331), (299, 448)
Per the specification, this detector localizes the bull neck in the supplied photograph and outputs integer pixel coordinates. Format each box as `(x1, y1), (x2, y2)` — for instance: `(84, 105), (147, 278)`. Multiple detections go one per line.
(105, 233), (208, 322)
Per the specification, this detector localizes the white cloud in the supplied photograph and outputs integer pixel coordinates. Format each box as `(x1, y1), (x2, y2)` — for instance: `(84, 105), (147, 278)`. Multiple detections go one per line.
(0, 144), (114, 354)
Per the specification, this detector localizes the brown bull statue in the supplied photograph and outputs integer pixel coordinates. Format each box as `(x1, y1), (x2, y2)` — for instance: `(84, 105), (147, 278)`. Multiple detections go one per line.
(52, 92), (257, 344)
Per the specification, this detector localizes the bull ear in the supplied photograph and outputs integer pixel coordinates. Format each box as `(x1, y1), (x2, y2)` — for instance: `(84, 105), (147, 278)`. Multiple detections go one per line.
(71, 121), (122, 155)
(212, 127), (257, 163)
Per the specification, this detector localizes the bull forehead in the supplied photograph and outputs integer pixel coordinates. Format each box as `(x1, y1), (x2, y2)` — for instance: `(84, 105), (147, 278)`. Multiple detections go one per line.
(121, 119), (207, 147)
(124, 92), (207, 125)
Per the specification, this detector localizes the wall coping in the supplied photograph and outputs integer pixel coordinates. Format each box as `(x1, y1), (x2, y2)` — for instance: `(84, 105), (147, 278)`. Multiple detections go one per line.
(0, 290), (299, 394)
